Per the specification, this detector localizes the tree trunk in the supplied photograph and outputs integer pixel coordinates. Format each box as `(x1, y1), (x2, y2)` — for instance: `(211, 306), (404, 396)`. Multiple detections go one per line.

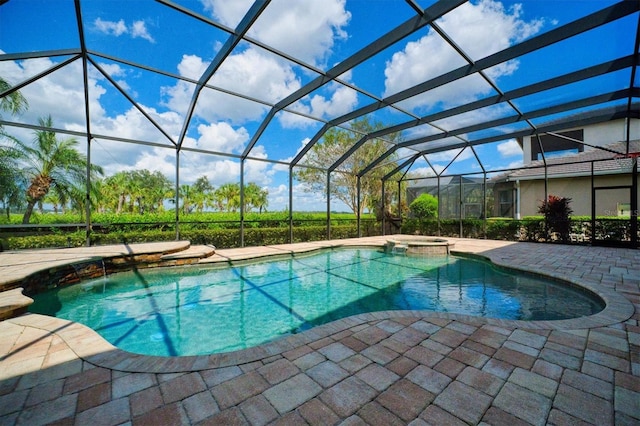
(23, 175), (52, 224)
(22, 200), (36, 224)
(115, 194), (124, 214)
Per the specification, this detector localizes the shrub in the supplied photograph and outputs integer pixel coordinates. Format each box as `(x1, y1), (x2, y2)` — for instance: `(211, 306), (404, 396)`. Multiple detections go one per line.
(409, 194), (438, 219)
(538, 195), (573, 242)
(486, 218), (520, 240)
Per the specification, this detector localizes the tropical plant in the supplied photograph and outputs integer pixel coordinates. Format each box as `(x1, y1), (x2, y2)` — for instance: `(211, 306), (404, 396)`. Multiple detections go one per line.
(0, 76), (29, 219)
(0, 146), (26, 219)
(538, 195), (573, 242)
(179, 184), (195, 214)
(243, 182), (268, 213)
(99, 169), (172, 214)
(133, 169), (173, 213)
(191, 175), (215, 212)
(214, 182), (241, 212)
(294, 117), (402, 215)
(0, 76), (28, 125)
(100, 171), (129, 214)
(11, 115), (103, 224)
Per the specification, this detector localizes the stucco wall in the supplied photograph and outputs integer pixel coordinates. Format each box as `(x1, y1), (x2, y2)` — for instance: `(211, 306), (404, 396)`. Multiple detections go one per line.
(518, 174), (638, 217)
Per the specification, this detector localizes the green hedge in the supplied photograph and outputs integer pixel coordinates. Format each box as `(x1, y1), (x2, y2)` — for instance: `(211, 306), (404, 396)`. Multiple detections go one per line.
(2, 216), (634, 250)
(0, 211), (375, 226)
(1, 224), (375, 250)
(401, 217), (636, 244)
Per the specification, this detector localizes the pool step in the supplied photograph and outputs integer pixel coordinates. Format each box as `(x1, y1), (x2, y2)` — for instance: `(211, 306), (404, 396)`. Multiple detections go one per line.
(159, 244), (216, 266)
(0, 288), (33, 321)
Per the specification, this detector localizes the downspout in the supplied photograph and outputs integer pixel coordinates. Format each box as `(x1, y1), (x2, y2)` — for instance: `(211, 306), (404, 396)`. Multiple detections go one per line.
(515, 179), (521, 220)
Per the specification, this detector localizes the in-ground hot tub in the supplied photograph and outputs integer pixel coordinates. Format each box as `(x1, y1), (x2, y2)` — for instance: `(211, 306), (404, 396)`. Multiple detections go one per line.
(386, 237), (454, 255)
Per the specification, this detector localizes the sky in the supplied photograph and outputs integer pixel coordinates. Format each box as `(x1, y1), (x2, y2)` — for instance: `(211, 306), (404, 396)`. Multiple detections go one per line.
(0, 0), (632, 211)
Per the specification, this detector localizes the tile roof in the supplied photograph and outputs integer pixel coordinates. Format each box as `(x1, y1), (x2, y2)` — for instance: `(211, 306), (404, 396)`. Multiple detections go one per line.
(493, 140), (640, 181)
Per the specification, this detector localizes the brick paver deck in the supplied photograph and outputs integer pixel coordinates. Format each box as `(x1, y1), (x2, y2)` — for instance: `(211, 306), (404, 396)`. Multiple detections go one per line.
(0, 237), (638, 425)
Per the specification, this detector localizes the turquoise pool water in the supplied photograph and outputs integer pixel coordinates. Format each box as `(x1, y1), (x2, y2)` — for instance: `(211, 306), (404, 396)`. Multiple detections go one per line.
(29, 249), (604, 356)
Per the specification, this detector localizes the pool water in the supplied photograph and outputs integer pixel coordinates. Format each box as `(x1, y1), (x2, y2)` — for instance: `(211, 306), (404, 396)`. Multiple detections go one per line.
(29, 249), (604, 356)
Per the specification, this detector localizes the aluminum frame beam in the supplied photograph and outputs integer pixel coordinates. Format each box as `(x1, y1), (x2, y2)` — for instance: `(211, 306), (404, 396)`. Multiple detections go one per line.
(175, 0), (270, 151)
(245, 0), (467, 162)
(294, 1), (639, 169)
(359, 89), (634, 177)
(337, 54), (637, 176)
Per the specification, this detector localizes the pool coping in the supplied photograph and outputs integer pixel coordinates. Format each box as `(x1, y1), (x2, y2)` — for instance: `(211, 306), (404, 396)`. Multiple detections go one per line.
(3, 236), (634, 374)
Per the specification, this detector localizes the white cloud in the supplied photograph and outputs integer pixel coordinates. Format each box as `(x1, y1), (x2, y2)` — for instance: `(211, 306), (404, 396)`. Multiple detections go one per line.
(275, 137), (310, 165)
(90, 106), (182, 143)
(203, 0), (351, 67)
(93, 62), (127, 79)
(93, 18), (155, 43)
(384, 0), (545, 111)
(440, 2), (544, 60)
(210, 48), (301, 104)
(409, 166), (436, 177)
(497, 139), (522, 157)
(130, 148), (175, 176)
(0, 52), (280, 189)
(282, 82), (358, 128)
(426, 147), (474, 165)
(164, 49), (301, 124)
(266, 183), (289, 210)
(0, 57), (106, 131)
(309, 84), (358, 119)
(130, 20), (155, 43)
(94, 18), (127, 36)
(164, 47), (357, 128)
(185, 122), (249, 153)
(161, 0), (353, 128)
(177, 54), (208, 80)
(201, 0), (252, 28)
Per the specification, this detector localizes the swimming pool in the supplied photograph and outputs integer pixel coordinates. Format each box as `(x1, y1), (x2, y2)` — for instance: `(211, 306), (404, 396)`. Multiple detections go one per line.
(29, 248), (604, 356)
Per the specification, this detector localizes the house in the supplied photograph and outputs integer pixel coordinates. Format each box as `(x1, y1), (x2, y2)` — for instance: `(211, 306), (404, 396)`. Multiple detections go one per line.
(492, 119), (639, 218)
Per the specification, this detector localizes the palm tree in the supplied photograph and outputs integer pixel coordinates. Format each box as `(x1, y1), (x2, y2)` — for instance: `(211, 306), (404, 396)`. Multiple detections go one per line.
(192, 175), (214, 212)
(179, 184), (194, 214)
(0, 146), (26, 219)
(0, 76), (28, 123)
(244, 182), (268, 213)
(214, 182), (241, 212)
(101, 172), (129, 214)
(14, 115), (103, 223)
(1, 76), (29, 219)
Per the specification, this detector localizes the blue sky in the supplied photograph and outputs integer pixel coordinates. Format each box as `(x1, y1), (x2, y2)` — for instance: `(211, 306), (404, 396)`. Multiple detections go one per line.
(0, 0), (632, 211)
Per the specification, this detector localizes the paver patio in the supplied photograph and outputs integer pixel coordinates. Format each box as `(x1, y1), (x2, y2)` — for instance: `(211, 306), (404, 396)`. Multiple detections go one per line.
(0, 237), (638, 425)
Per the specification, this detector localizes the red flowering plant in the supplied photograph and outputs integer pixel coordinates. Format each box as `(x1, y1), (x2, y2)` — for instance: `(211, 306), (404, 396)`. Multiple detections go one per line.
(538, 195), (573, 242)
